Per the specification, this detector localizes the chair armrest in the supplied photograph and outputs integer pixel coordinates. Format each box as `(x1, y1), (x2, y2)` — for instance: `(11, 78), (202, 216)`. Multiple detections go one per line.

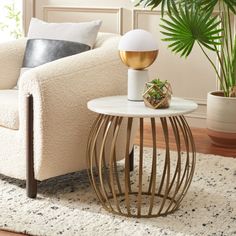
(0, 38), (27, 89)
(18, 34), (127, 180)
(19, 34), (127, 100)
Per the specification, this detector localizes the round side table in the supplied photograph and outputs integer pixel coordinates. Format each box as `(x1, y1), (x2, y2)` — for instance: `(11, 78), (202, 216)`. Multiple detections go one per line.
(87, 96), (198, 218)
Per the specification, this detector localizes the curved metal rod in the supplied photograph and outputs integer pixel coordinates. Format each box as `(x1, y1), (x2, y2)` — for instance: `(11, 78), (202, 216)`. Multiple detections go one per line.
(124, 117), (133, 216)
(112, 117), (123, 195)
(87, 114), (104, 169)
(181, 116), (196, 175)
(86, 115), (103, 204)
(109, 116), (123, 214)
(175, 116), (196, 206)
(89, 115), (109, 210)
(157, 119), (168, 197)
(164, 116), (182, 214)
(88, 114), (105, 183)
(101, 116), (113, 194)
(87, 114), (103, 181)
(174, 116), (190, 189)
(147, 118), (157, 195)
(137, 118), (144, 217)
(179, 117), (191, 184)
(157, 117), (171, 215)
(148, 118), (157, 215)
(98, 115), (115, 211)
(171, 116), (192, 211)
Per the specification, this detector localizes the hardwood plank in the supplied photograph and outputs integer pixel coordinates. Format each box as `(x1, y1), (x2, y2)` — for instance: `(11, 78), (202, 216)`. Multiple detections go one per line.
(134, 122), (236, 158)
(0, 231), (25, 236)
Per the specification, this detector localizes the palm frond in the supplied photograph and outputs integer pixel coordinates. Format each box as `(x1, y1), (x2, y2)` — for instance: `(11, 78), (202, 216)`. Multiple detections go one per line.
(193, 0), (236, 14)
(224, 0), (236, 14)
(231, 36), (236, 86)
(135, 0), (236, 14)
(160, 3), (223, 57)
(135, 0), (181, 15)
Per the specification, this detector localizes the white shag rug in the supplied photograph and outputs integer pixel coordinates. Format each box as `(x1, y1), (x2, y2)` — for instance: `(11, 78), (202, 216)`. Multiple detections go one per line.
(0, 147), (235, 236)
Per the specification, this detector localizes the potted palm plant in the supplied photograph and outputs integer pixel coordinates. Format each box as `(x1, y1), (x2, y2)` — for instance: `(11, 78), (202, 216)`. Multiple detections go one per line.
(134, 0), (236, 147)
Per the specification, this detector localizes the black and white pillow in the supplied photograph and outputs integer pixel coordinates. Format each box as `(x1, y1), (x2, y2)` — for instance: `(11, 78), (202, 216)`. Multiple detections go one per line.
(22, 39), (91, 69)
(16, 18), (102, 87)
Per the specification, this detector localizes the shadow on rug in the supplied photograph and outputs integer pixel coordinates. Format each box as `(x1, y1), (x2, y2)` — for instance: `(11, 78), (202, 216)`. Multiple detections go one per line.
(0, 147), (235, 236)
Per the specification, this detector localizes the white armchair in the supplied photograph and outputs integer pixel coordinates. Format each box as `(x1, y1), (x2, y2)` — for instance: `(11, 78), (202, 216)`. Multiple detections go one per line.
(0, 33), (134, 198)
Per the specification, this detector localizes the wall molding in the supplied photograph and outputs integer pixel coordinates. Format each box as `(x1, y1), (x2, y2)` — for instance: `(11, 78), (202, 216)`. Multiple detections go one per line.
(43, 6), (123, 34)
(182, 98), (207, 119)
(185, 114), (206, 120)
(22, 0), (36, 35)
(133, 9), (161, 29)
(182, 97), (207, 105)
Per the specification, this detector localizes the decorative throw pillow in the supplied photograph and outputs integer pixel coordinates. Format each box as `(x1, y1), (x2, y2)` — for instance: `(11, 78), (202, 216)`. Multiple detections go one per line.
(28, 18), (102, 48)
(22, 39), (91, 68)
(16, 18), (102, 88)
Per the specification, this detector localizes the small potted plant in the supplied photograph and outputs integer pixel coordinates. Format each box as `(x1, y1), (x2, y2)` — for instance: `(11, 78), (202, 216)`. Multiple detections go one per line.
(143, 78), (172, 109)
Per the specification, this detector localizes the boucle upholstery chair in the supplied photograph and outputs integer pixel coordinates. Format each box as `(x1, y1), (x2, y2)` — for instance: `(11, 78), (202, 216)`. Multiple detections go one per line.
(0, 33), (134, 198)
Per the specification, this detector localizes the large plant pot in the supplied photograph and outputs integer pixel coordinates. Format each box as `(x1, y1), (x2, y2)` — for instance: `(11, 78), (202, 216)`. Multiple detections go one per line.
(207, 91), (236, 148)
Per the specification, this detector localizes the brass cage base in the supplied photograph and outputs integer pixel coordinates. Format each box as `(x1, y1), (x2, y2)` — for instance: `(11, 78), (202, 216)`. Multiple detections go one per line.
(87, 115), (196, 218)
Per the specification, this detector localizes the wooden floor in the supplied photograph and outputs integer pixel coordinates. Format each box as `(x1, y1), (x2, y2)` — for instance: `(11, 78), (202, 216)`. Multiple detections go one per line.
(0, 232), (25, 236)
(0, 125), (235, 236)
(134, 123), (236, 158)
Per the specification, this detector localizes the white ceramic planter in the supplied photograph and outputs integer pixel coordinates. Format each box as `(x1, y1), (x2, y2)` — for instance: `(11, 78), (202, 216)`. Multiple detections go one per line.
(207, 91), (236, 148)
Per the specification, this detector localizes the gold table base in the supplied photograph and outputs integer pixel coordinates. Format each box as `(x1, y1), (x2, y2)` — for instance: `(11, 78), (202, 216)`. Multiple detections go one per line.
(87, 115), (196, 218)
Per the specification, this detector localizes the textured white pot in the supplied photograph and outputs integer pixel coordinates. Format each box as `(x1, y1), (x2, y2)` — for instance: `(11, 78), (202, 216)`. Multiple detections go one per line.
(207, 91), (236, 148)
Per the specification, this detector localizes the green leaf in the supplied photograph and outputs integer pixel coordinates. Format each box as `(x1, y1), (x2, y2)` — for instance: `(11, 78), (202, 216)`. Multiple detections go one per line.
(231, 35), (236, 86)
(160, 2), (223, 57)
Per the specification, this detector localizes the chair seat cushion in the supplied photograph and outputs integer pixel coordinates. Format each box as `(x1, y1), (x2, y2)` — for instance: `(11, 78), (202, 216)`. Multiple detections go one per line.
(0, 90), (19, 130)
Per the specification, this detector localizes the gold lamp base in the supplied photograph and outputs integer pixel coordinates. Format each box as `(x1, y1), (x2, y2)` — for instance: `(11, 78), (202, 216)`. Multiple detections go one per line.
(119, 50), (158, 70)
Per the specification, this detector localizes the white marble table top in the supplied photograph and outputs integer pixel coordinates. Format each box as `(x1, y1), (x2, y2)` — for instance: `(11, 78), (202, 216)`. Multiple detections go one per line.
(87, 96), (198, 118)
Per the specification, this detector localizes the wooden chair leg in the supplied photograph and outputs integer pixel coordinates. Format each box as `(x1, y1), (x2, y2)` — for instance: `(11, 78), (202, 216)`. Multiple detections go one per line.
(26, 95), (37, 198)
(129, 147), (134, 172)
(26, 159), (37, 198)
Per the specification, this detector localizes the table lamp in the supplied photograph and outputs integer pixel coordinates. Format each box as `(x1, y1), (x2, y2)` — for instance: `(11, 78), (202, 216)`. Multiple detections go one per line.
(118, 29), (159, 101)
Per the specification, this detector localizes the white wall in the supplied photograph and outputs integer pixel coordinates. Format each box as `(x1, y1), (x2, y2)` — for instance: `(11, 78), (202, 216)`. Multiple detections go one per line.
(23, 0), (224, 128)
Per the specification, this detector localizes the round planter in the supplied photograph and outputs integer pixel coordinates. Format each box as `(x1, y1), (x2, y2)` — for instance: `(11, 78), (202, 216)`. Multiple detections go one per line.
(207, 91), (236, 148)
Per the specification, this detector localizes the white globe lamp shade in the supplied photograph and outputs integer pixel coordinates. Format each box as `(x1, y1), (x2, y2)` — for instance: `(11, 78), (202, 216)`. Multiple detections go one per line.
(118, 29), (159, 52)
